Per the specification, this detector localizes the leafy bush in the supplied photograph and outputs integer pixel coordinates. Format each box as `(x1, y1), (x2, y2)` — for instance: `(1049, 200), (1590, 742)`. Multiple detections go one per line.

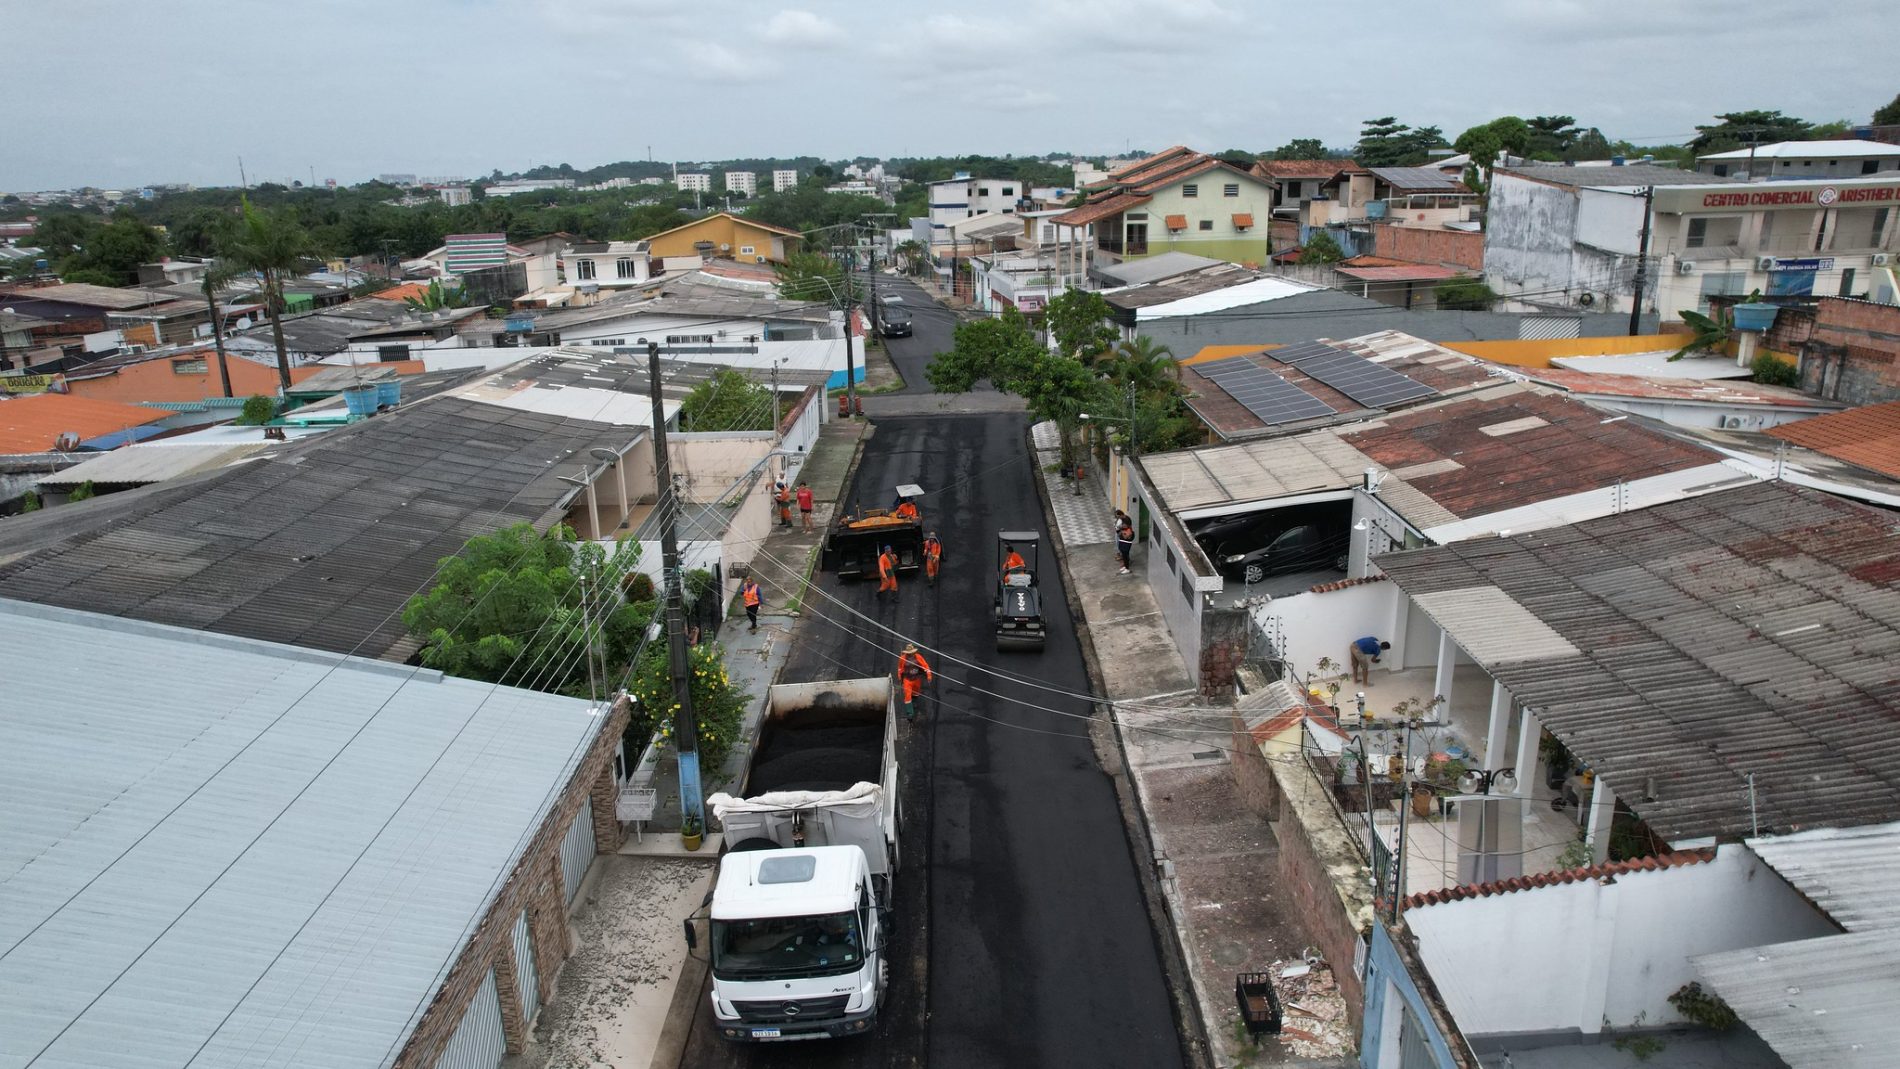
(1750, 352), (1799, 387)
(19, 489), (42, 512)
(625, 641), (750, 771)
(237, 394), (278, 425)
(1435, 276), (1499, 311)
(67, 481), (96, 502)
(1668, 983), (1738, 1031)
(623, 571), (657, 602)
(679, 369), (774, 432)
(1298, 231), (1345, 264)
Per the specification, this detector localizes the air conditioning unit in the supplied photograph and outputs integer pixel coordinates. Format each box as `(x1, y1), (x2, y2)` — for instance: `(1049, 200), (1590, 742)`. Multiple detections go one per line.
(719, 243), (732, 252)
(1874, 253), (1893, 266)
(1719, 415), (1747, 430)
(1756, 256), (1777, 271)
(1676, 260), (1696, 275)
(755, 255), (766, 263)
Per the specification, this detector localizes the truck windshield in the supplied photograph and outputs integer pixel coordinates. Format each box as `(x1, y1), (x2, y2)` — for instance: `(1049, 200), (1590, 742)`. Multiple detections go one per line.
(711, 911), (864, 980)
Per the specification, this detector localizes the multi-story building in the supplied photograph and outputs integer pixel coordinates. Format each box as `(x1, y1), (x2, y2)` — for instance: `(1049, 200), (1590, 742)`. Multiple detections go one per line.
(1485, 165), (1900, 320)
(1694, 139), (1900, 180)
(562, 239), (653, 289)
(724, 171), (757, 195)
(438, 186), (472, 207)
(676, 172), (712, 192)
(773, 169), (799, 192)
(926, 173), (1029, 237)
(1052, 146), (1275, 266)
(484, 178), (576, 198)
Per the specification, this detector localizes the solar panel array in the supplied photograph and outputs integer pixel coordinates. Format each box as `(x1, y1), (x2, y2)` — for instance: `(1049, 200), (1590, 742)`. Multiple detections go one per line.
(1272, 341), (1439, 409)
(1197, 357), (1337, 425)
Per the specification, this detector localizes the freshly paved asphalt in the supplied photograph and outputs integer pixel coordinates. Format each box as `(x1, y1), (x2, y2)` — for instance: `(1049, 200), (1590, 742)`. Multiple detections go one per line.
(678, 285), (1183, 1067)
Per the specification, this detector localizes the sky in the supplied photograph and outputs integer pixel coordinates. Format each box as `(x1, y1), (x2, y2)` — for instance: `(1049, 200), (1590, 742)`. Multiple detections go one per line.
(7, 0), (1896, 190)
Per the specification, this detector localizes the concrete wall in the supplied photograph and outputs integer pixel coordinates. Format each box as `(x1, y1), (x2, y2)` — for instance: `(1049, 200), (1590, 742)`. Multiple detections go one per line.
(1257, 580), (1402, 683)
(1404, 844), (1838, 1039)
(1796, 296), (1900, 405)
(561, 313), (772, 347)
(1135, 469), (1210, 688)
(1361, 923), (1467, 1069)
(1484, 174), (1582, 301)
(1264, 754), (1374, 1038)
(669, 433), (774, 504)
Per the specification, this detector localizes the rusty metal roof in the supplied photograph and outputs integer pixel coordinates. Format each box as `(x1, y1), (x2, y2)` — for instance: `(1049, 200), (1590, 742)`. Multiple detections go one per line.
(1375, 480), (1900, 843)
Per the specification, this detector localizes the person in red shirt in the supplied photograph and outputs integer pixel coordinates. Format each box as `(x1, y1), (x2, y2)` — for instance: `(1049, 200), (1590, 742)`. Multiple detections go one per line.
(796, 481), (815, 530)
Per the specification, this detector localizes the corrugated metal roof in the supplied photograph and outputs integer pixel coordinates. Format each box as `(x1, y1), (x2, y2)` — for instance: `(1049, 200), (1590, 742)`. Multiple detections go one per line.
(1141, 430), (1373, 511)
(0, 599), (605, 1069)
(35, 442), (271, 486)
(1747, 822), (1900, 932)
(1365, 167), (1471, 192)
(1375, 480), (1900, 843)
(1693, 930), (1900, 1069)
(1411, 586), (1580, 665)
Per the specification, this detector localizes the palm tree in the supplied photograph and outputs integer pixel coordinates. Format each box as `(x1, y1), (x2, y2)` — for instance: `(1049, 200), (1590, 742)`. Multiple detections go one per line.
(222, 201), (317, 393)
(401, 279), (471, 312)
(198, 259), (242, 398)
(1102, 336), (1178, 394)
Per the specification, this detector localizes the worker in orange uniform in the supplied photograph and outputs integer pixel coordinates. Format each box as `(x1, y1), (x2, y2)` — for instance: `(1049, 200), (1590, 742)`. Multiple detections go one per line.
(741, 576), (763, 632)
(893, 496), (919, 521)
(896, 643), (933, 720)
(922, 532), (942, 587)
(1003, 544), (1026, 574)
(774, 481), (794, 527)
(877, 544), (899, 601)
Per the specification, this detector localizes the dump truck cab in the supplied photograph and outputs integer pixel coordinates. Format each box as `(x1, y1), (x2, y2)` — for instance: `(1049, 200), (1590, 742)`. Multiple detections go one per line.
(993, 530), (1046, 651)
(822, 484), (925, 580)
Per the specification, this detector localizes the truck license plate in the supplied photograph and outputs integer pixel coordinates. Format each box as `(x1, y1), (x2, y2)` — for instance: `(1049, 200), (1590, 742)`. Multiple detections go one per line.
(751, 1028), (782, 1039)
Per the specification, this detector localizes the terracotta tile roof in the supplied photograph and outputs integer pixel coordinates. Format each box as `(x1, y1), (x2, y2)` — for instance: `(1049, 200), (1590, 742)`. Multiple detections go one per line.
(1107, 146), (1196, 183)
(1307, 574), (1388, 594)
(0, 393), (171, 453)
(1335, 264), (1462, 283)
(1766, 400), (1900, 480)
(1340, 255), (1416, 268)
(1053, 191), (1151, 227)
(1232, 213), (1254, 228)
(1164, 214), (1188, 231)
(1533, 368), (1832, 408)
(1401, 850), (1717, 911)
(363, 282), (430, 303)
(1252, 159), (1360, 180)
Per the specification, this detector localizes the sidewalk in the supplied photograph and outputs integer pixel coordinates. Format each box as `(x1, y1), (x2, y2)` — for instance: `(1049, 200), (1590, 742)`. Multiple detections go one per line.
(1032, 421), (1356, 1069)
(512, 420), (873, 1069)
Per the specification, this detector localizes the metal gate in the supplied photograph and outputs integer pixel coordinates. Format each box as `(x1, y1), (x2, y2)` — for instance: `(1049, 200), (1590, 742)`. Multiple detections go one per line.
(512, 908), (539, 1024)
(433, 968), (505, 1069)
(1398, 1002), (1437, 1069)
(559, 799), (596, 904)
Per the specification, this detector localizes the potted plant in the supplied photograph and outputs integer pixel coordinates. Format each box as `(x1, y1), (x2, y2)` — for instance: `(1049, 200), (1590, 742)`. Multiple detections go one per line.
(681, 813), (704, 852)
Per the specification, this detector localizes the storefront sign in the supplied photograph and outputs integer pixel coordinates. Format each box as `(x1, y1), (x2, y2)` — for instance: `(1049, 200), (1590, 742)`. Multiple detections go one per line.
(1769, 258), (1834, 272)
(0, 374), (63, 395)
(1696, 184), (1900, 209)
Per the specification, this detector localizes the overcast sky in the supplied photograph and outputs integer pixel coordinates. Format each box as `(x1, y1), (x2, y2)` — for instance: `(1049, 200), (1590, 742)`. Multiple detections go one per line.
(8, 0), (1895, 190)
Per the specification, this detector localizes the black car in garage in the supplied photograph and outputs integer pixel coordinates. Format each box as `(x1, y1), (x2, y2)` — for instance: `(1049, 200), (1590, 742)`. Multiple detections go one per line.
(1190, 501), (1352, 585)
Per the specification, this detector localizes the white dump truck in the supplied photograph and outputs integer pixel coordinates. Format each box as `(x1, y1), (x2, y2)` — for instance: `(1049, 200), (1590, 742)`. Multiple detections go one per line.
(689, 676), (899, 1041)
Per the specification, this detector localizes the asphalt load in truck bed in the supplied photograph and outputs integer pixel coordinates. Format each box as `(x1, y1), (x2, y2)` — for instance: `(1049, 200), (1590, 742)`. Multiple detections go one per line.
(747, 723), (883, 795)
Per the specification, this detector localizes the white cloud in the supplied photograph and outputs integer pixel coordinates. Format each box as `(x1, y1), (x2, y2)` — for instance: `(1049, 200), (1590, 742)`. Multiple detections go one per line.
(762, 9), (846, 47)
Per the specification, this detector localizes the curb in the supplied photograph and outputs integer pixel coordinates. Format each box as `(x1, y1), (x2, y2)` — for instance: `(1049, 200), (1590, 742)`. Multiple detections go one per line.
(1026, 427), (1214, 1069)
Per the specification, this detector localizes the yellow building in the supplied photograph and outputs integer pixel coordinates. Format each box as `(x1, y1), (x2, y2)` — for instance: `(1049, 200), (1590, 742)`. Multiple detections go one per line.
(644, 212), (802, 264)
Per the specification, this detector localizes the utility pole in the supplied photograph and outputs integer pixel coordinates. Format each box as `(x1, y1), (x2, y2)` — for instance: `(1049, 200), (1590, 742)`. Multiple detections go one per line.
(865, 233), (879, 337)
(1628, 185), (1654, 336)
(647, 341), (704, 838)
(770, 357), (781, 445)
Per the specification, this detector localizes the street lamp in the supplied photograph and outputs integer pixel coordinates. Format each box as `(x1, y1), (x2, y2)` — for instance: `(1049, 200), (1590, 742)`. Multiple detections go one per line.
(1459, 767), (1518, 796)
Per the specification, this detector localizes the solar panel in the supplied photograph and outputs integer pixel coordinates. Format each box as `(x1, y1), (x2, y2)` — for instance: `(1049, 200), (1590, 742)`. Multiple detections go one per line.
(1197, 360), (1337, 426)
(1272, 342), (1438, 410)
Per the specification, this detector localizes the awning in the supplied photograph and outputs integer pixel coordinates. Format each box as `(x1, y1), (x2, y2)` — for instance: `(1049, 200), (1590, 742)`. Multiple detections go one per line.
(1165, 214), (1187, 231)
(1232, 213), (1254, 229)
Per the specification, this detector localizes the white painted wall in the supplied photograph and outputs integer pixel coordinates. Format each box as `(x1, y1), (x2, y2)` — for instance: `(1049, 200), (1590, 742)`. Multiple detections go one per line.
(561, 313), (772, 347)
(1407, 843), (1838, 1038)
(1256, 581), (1400, 683)
(1484, 174), (1583, 303)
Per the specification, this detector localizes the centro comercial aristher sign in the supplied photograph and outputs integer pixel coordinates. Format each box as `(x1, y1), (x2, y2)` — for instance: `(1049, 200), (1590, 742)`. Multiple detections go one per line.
(1652, 180), (1900, 213)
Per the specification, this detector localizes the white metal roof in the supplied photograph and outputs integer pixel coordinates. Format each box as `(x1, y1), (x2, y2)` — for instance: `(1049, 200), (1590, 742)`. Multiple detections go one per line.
(1694, 931), (1900, 1069)
(1134, 275), (1323, 320)
(1746, 822), (1900, 933)
(35, 442), (272, 487)
(1698, 139), (1900, 161)
(0, 600), (606, 1069)
(1140, 430), (1373, 512)
(1551, 351), (1754, 380)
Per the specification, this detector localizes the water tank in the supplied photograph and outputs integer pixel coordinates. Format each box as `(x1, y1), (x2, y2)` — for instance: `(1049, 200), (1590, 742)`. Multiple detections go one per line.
(1366, 201), (1389, 219)
(342, 385), (378, 416)
(376, 379), (401, 408)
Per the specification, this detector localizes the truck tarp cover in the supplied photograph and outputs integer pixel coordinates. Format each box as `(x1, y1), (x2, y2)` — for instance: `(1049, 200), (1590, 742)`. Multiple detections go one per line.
(708, 782), (884, 820)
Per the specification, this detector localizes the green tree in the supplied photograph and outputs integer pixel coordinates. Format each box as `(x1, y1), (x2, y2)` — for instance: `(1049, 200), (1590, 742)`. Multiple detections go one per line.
(1690, 110), (1814, 153)
(625, 639), (750, 771)
(679, 368), (775, 431)
(1434, 276), (1499, 310)
(402, 523), (649, 694)
(893, 239), (930, 277)
(401, 279), (473, 311)
(1524, 116), (1582, 160)
(221, 201), (319, 393)
(1670, 309), (1730, 360)
(30, 213), (100, 262)
(60, 209), (165, 285)
(1271, 138), (1330, 160)
(1877, 93), (1900, 126)
(58, 268), (122, 287)
(237, 394), (278, 425)
(1453, 116), (1531, 169)
(1299, 231), (1345, 264)
(622, 204), (692, 240)
(773, 249), (850, 304)
(1043, 287), (1118, 366)
(1355, 117), (1446, 167)
(928, 308), (1105, 468)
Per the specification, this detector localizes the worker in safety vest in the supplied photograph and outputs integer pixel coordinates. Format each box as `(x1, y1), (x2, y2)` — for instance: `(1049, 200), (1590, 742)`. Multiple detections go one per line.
(774, 481), (794, 527)
(893, 498), (919, 520)
(1003, 544), (1026, 575)
(896, 643), (933, 720)
(923, 533), (942, 586)
(741, 577), (763, 632)
(877, 544), (899, 601)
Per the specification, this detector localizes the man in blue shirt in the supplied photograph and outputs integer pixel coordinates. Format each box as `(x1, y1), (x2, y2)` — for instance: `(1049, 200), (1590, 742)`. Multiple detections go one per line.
(1350, 635), (1391, 684)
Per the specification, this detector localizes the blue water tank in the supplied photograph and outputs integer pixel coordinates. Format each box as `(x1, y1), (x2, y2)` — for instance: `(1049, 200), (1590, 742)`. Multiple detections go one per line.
(1366, 201), (1389, 219)
(342, 385), (378, 416)
(376, 379), (401, 408)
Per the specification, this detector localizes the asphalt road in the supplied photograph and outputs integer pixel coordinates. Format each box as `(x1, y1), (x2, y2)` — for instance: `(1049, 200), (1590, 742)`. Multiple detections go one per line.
(677, 409), (1184, 1067)
(863, 276), (1021, 412)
